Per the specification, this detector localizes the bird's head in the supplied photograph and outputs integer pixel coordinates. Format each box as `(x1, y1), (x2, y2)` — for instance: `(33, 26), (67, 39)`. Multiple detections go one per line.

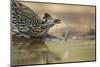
(42, 13), (61, 27)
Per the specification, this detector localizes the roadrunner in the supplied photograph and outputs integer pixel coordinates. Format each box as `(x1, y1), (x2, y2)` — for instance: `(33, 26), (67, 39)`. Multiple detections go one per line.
(11, 0), (61, 38)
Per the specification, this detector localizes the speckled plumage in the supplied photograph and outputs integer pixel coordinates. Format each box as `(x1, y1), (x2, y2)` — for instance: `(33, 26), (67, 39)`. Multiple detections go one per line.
(11, 0), (61, 38)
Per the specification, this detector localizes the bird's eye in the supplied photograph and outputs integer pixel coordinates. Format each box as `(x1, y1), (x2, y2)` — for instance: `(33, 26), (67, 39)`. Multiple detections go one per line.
(42, 19), (46, 22)
(42, 19), (46, 24)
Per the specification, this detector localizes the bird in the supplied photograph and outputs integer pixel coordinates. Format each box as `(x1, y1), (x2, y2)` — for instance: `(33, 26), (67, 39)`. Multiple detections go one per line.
(11, 0), (61, 38)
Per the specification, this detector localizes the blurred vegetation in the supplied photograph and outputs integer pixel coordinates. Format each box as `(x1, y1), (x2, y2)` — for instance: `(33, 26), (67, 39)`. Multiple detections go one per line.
(12, 36), (95, 65)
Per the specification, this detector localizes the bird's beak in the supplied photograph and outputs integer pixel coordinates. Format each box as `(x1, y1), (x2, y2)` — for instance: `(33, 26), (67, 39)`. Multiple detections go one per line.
(54, 19), (61, 24)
